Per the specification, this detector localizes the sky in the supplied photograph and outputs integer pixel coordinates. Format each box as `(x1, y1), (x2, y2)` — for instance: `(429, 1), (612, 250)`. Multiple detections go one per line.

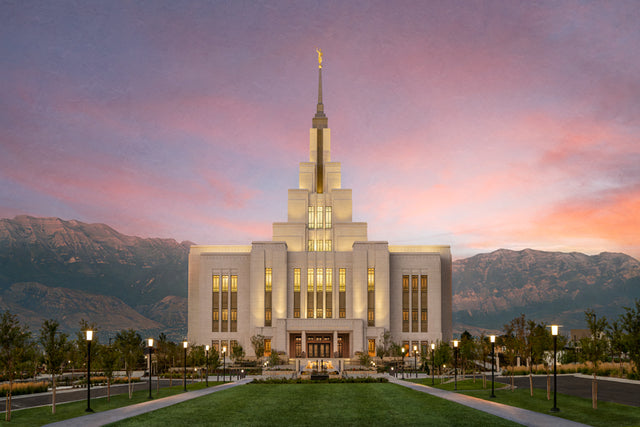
(1, 0), (639, 260)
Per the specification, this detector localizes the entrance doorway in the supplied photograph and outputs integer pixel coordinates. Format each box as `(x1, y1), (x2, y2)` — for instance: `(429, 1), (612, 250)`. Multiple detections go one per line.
(307, 335), (332, 358)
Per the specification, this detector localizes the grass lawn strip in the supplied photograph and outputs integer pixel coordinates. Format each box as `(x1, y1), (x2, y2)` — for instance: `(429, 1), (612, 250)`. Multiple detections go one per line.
(413, 378), (640, 427)
(0, 382), (221, 426)
(107, 383), (520, 426)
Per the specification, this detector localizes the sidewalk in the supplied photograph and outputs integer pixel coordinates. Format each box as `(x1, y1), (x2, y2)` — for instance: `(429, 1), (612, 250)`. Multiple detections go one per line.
(389, 377), (589, 427)
(44, 378), (253, 427)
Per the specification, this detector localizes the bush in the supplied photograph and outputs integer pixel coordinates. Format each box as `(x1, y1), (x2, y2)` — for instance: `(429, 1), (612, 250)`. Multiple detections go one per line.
(0, 381), (48, 396)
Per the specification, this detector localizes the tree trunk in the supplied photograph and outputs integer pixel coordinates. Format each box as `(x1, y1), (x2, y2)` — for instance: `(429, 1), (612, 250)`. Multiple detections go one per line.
(546, 371), (550, 400)
(6, 380), (12, 421)
(529, 373), (533, 397)
(52, 374), (57, 414)
(482, 373), (486, 389)
(107, 377), (111, 403)
(128, 374), (133, 399)
(593, 372), (598, 409)
(510, 367), (514, 391)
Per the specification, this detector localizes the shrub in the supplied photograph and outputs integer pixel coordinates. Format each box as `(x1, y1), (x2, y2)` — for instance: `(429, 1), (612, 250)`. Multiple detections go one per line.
(0, 381), (49, 396)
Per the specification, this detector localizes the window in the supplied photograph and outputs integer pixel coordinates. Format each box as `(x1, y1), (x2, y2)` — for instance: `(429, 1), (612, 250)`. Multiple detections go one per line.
(326, 308), (332, 318)
(308, 206), (315, 229)
(231, 309), (237, 321)
(265, 311), (272, 322)
(213, 311), (219, 321)
(367, 268), (375, 291)
(231, 275), (238, 292)
(403, 310), (409, 321)
(222, 309), (228, 321)
(212, 275), (220, 292)
(307, 269), (314, 291)
(264, 339), (272, 356)
(294, 268), (301, 292)
(294, 308), (300, 318)
(368, 339), (376, 357)
(325, 207), (332, 228)
(317, 269), (323, 292)
(316, 206), (323, 229)
(265, 268), (272, 292)
(222, 275), (229, 292)
(325, 240), (332, 251)
(308, 239), (314, 251)
(339, 269), (346, 292)
(325, 269), (332, 292)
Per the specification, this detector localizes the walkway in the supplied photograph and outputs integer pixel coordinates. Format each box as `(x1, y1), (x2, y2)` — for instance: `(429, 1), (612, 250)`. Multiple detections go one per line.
(389, 377), (589, 427)
(44, 378), (252, 427)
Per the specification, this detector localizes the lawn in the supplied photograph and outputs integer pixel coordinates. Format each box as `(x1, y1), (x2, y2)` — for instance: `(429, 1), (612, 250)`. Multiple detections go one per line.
(0, 382), (221, 427)
(108, 382), (520, 426)
(411, 378), (640, 427)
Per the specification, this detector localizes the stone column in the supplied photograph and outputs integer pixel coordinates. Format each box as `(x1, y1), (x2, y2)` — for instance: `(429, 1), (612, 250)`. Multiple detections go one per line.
(333, 330), (338, 358)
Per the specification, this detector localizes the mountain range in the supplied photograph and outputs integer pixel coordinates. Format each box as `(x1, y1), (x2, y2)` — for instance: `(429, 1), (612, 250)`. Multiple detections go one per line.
(1, 215), (639, 340)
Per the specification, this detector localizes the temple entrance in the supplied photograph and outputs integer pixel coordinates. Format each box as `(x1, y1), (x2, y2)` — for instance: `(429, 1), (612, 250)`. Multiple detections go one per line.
(307, 334), (332, 358)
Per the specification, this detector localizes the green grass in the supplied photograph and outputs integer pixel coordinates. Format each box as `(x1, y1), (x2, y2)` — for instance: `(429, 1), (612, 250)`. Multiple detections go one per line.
(0, 382), (223, 426)
(107, 383), (520, 426)
(410, 378), (509, 392)
(460, 386), (640, 427)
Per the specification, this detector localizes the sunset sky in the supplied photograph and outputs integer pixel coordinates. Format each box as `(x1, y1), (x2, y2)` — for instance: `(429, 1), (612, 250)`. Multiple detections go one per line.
(2, 1), (639, 260)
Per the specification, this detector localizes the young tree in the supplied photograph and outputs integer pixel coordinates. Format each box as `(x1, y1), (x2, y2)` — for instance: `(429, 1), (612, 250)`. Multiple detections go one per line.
(620, 299), (640, 376)
(581, 308), (608, 409)
(503, 314), (526, 391)
(607, 320), (626, 374)
(460, 331), (476, 381)
(0, 311), (33, 421)
(114, 329), (142, 398)
(250, 334), (265, 360)
(478, 334), (491, 389)
(434, 342), (452, 383)
(39, 319), (70, 414)
(231, 343), (245, 363)
(99, 343), (120, 402)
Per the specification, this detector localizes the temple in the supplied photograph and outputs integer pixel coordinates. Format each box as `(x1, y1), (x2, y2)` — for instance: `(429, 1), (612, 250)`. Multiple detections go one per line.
(187, 53), (452, 361)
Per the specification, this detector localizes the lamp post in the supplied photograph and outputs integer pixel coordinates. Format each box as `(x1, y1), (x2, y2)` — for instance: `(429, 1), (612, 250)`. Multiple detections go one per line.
(551, 325), (560, 413)
(431, 343), (435, 386)
(413, 345), (418, 378)
(401, 347), (406, 379)
(205, 345), (209, 387)
(182, 340), (188, 392)
(146, 338), (154, 399)
(453, 340), (459, 391)
(85, 330), (93, 412)
(222, 346), (227, 382)
(490, 335), (496, 398)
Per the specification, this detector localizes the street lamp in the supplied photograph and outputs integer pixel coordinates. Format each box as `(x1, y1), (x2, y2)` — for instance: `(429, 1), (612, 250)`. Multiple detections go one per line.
(551, 325), (560, 413)
(222, 346), (227, 382)
(413, 345), (418, 378)
(205, 345), (210, 387)
(146, 338), (154, 399)
(453, 340), (459, 391)
(401, 347), (406, 379)
(85, 330), (93, 412)
(182, 340), (188, 392)
(490, 335), (496, 398)
(431, 343), (435, 386)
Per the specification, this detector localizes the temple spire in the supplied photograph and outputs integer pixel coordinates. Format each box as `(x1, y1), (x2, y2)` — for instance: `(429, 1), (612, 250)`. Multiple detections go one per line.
(313, 48), (328, 129)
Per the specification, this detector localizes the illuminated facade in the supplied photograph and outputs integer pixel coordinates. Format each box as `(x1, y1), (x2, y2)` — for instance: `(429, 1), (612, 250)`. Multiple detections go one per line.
(187, 58), (452, 359)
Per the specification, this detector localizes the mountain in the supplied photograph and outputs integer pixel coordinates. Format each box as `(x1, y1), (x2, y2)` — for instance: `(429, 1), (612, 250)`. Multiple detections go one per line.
(0, 215), (191, 339)
(452, 249), (640, 333)
(2, 215), (640, 340)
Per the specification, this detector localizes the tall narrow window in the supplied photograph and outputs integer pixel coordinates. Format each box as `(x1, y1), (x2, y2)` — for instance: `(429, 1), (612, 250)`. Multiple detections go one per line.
(317, 268), (324, 318)
(325, 240), (332, 252)
(339, 268), (346, 318)
(307, 268), (314, 318)
(308, 239), (314, 252)
(412, 275), (418, 332)
(325, 207), (332, 228)
(368, 339), (376, 357)
(421, 275), (428, 332)
(222, 275), (229, 331)
(325, 267), (333, 318)
(308, 206), (315, 229)
(293, 268), (301, 318)
(265, 268), (272, 327)
(367, 268), (375, 326)
(402, 275), (409, 332)
(264, 339), (272, 357)
(316, 206), (323, 229)
(212, 275), (220, 332)
(231, 275), (238, 332)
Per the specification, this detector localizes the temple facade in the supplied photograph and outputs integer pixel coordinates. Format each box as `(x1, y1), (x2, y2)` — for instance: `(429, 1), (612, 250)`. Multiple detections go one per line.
(187, 56), (452, 360)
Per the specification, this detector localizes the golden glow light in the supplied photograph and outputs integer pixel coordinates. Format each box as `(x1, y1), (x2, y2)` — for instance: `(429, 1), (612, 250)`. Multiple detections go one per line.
(183, 340), (188, 349)
(551, 325), (559, 336)
(453, 340), (458, 348)
(86, 330), (93, 341)
(147, 338), (154, 347)
(431, 343), (435, 350)
(222, 346), (227, 354)
(205, 345), (210, 351)
(490, 335), (496, 343)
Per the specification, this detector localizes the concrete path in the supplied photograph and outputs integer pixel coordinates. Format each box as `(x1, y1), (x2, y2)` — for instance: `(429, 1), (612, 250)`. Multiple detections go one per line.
(44, 378), (252, 427)
(389, 377), (589, 427)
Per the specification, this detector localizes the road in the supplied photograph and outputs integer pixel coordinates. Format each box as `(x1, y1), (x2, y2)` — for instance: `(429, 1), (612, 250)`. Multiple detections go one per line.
(495, 374), (640, 407)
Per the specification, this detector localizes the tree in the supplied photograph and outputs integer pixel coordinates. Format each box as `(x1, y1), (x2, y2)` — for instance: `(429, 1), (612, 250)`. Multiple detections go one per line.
(620, 299), (640, 376)
(114, 329), (142, 398)
(459, 331), (476, 381)
(503, 314), (526, 391)
(581, 308), (608, 409)
(0, 311), (33, 421)
(433, 342), (452, 382)
(39, 319), (70, 414)
(607, 320), (626, 374)
(250, 335), (265, 359)
(99, 343), (120, 402)
(231, 344), (245, 363)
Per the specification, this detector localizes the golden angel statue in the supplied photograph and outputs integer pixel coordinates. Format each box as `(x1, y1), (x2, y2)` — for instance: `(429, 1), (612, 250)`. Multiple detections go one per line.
(316, 48), (323, 68)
